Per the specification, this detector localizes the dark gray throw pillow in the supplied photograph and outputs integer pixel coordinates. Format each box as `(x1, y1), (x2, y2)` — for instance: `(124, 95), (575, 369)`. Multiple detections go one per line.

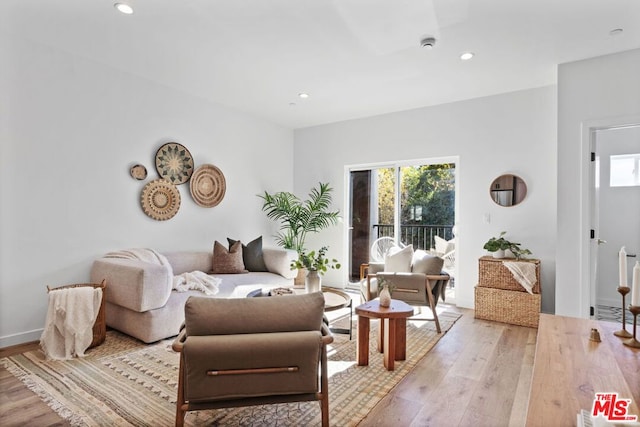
(227, 236), (269, 272)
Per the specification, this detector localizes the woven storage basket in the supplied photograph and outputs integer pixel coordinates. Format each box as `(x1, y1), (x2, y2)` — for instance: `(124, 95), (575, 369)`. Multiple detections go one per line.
(474, 286), (540, 328)
(47, 280), (106, 348)
(478, 256), (540, 293)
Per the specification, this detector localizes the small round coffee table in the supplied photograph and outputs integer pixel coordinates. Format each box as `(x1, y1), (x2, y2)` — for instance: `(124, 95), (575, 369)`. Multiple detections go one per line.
(321, 288), (352, 339)
(355, 299), (414, 371)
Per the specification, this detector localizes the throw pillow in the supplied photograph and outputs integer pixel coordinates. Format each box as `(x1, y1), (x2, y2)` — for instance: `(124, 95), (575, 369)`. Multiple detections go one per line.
(227, 236), (268, 272)
(434, 236), (455, 255)
(384, 244), (414, 272)
(412, 250), (444, 275)
(212, 240), (248, 274)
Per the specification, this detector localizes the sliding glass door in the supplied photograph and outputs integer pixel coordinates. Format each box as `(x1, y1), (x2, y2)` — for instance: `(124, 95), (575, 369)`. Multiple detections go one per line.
(348, 161), (455, 282)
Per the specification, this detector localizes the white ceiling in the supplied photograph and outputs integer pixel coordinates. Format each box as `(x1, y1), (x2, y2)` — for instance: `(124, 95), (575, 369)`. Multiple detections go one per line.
(3, 0), (639, 129)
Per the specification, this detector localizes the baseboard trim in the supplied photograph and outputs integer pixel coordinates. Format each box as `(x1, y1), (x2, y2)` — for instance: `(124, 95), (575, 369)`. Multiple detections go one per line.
(0, 328), (43, 349)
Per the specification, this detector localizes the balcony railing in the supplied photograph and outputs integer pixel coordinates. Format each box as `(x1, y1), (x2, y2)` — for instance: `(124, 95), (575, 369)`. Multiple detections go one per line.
(372, 224), (454, 250)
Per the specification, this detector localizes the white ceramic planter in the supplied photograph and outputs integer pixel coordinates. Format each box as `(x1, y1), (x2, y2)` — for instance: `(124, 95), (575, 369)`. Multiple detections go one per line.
(492, 249), (505, 259)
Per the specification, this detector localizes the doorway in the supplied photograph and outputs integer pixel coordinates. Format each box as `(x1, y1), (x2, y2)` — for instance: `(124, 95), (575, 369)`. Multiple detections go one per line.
(346, 159), (457, 293)
(590, 125), (640, 323)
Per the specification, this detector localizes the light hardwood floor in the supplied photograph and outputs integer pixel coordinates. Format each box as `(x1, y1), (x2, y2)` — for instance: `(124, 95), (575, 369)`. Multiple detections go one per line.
(0, 307), (537, 427)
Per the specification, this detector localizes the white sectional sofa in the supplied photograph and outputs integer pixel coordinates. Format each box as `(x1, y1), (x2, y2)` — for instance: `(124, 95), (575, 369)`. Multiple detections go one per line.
(90, 247), (298, 343)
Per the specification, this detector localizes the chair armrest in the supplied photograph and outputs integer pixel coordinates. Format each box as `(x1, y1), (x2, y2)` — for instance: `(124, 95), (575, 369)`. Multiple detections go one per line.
(360, 263), (369, 281)
(172, 328), (187, 352)
(426, 274), (450, 282)
(263, 247), (298, 279)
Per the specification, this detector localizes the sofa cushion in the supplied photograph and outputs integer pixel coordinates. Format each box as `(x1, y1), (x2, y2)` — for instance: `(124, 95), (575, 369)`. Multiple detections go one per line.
(384, 244), (414, 272)
(212, 241), (248, 274)
(412, 250), (444, 275)
(227, 236), (268, 272)
(164, 251), (213, 275)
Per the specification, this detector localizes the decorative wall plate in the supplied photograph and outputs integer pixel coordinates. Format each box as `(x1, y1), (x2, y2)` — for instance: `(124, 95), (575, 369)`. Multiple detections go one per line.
(189, 164), (226, 208)
(130, 164), (147, 180)
(155, 142), (194, 185)
(140, 179), (181, 220)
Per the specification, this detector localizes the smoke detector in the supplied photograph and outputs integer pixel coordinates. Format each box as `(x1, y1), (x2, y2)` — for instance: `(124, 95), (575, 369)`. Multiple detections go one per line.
(420, 37), (436, 49)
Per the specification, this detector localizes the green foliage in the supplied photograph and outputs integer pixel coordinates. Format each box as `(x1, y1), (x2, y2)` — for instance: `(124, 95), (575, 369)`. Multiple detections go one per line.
(290, 246), (341, 275)
(400, 164), (455, 225)
(377, 168), (395, 225)
(258, 182), (340, 252)
(483, 231), (532, 259)
(376, 164), (455, 226)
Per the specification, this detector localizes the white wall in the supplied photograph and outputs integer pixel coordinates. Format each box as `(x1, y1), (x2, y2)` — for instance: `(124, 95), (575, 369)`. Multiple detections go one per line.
(556, 49), (640, 318)
(294, 86), (557, 311)
(0, 35), (294, 347)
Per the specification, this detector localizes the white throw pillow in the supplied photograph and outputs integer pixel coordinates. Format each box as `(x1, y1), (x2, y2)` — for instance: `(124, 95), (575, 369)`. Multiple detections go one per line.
(384, 244), (414, 272)
(434, 236), (455, 254)
(412, 250), (444, 275)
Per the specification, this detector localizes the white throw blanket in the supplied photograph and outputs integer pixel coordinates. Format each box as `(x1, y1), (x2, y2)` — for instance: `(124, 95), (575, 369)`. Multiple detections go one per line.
(503, 261), (537, 294)
(172, 271), (220, 295)
(40, 287), (102, 360)
(105, 248), (219, 295)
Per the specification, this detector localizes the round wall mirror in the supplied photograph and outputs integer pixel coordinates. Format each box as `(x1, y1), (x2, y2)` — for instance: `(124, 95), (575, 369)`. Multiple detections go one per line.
(490, 174), (527, 207)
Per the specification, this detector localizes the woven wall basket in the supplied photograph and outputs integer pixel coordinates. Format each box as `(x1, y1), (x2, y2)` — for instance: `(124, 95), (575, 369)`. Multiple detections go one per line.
(189, 164), (226, 208)
(155, 142), (194, 185)
(140, 179), (181, 220)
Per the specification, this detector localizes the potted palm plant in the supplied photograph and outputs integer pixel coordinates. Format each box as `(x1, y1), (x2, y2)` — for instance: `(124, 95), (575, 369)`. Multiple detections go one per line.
(259, 182), (341, 285)
(258, 182), (340, 252)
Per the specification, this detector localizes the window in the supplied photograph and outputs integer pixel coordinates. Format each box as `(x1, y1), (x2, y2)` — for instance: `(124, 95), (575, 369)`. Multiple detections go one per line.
(610, 154), (640, 187)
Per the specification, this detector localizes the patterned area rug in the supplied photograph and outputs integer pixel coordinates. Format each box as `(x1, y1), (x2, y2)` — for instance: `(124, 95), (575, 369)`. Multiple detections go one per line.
(2, 311), (460, 427)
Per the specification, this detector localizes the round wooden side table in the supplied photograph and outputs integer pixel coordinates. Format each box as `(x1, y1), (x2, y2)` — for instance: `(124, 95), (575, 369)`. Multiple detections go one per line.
(355, 299), (414, 371)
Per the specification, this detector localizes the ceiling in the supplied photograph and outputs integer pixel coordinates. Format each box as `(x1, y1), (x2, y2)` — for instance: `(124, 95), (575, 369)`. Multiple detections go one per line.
(3, 0), (639, 129)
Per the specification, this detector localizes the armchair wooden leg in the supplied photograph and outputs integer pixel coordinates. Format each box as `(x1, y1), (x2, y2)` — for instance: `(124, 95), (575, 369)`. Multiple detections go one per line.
(425, 279), (442, 334)
(320, 345), (330, 427)
(430, 301), (441, 334)
(175, 353), (187, 427)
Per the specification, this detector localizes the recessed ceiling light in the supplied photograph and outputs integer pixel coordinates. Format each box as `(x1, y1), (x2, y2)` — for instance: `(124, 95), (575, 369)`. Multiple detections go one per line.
(609, 28), (623, 36)
(460, 52), (474, 61)
(298, 93), (309, 99)
(114, 3), (134, 14)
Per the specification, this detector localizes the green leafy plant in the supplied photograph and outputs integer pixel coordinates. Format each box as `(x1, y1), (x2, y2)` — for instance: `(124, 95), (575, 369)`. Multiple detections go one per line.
(290, 246), (341, 275)
(483, 231), (532, 259)
(258, 182), (340, 253)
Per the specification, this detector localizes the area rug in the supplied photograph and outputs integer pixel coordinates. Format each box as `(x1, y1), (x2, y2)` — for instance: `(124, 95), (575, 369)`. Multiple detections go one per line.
(2, 311), (460, 427)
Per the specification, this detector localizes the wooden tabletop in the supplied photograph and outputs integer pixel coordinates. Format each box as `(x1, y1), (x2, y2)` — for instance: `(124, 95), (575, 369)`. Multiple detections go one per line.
(321, 287), (352, 312)
(355, 299), (414, 319)
(526, 314), (640, 426)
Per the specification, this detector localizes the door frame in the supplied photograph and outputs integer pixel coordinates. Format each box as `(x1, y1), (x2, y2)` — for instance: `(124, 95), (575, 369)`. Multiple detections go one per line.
(582, 115), (640, 318)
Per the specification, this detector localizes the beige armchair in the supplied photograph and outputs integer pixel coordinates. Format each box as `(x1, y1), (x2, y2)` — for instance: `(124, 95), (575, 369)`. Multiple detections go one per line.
(360, 250), (449, 333)
(172, 292), (333, 427)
